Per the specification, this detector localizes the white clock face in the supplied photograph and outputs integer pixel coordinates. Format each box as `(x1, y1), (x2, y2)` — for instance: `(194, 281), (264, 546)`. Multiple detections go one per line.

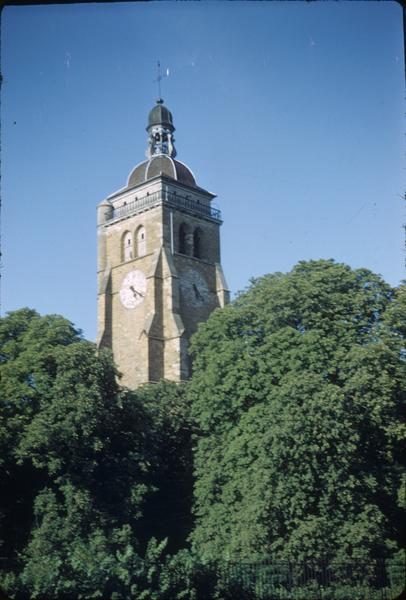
(180, 269), (209, 307)
(120, 269), (147, 309)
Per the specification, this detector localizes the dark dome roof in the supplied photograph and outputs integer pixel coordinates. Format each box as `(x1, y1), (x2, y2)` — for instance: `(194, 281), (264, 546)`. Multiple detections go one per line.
(128, 155), (196, 188)
(147, 100), (174, 131)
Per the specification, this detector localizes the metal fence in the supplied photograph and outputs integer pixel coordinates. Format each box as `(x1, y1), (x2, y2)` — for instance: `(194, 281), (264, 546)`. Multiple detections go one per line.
(177, 558), (405, 600)
(109, 190), (222, 223)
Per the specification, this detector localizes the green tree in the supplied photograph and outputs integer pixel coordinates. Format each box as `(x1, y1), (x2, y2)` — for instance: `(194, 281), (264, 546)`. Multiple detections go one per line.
(134, 381), (194, 553)
(0, 308), (82, 568)
(0, 309), (193, 598)
(188, 260), (405, 562)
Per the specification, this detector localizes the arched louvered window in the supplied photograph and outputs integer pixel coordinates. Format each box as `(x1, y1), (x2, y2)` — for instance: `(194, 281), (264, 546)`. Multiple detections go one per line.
(179, 224), (187, 255)
(193, 228), (202, 259)
(123, 231), (133, 261)
(136, 226), (146, 257)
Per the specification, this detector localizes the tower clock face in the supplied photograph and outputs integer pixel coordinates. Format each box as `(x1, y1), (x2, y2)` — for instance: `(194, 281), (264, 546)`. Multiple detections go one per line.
(180, 269), (209, 307)
(120, 269), (147, 309)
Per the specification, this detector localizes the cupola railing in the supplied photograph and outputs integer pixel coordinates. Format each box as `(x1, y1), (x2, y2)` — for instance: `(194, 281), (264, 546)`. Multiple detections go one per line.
(106, 190), (222, 223)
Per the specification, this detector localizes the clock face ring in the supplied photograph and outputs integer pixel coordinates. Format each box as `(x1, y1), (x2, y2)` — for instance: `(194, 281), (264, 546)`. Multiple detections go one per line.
(120, 269), (147, 309)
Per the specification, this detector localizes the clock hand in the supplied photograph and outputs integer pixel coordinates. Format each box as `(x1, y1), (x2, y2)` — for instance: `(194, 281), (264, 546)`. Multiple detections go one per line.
(193, 283), (203, 300)
(130, 285), (144, 298)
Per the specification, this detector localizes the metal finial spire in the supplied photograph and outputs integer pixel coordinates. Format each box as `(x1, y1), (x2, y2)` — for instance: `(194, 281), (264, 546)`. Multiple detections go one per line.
(155, 60), (163, 102)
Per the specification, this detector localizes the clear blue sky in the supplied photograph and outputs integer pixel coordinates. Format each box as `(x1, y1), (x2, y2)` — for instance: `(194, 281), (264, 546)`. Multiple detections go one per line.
(2, 1), (404, 341)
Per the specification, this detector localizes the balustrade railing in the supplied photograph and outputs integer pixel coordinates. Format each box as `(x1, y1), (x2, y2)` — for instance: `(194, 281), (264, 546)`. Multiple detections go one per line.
(108, 190), (221, 223)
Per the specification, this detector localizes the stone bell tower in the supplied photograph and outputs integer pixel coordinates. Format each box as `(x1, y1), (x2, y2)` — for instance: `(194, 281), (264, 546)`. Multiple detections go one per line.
(97, 98), (229, 388)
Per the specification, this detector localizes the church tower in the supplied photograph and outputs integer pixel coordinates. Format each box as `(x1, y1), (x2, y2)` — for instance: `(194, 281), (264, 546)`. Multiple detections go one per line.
(97, 99), (229, 388)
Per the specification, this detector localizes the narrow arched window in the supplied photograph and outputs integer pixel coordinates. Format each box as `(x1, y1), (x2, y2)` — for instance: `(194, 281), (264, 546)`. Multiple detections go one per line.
(123, 231), (133, 261)
(193, 228), (202, 259)
(136, 226), (146, 257)
(179, 224), (187, 254)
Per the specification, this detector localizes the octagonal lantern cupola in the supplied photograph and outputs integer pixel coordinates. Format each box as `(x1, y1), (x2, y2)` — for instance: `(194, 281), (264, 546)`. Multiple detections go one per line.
(146, 98), (177, 159)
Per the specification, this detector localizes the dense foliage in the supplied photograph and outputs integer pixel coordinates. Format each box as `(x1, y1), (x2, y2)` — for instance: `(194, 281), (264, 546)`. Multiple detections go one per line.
(1, 260), (404, 599)
(189, 260), (405, 563)
(0, 309), (192, 598)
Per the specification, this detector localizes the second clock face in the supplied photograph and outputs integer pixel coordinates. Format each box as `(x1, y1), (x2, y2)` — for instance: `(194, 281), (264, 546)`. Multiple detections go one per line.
(180, 269), (209, 307)
(120, 269), (147, 309)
